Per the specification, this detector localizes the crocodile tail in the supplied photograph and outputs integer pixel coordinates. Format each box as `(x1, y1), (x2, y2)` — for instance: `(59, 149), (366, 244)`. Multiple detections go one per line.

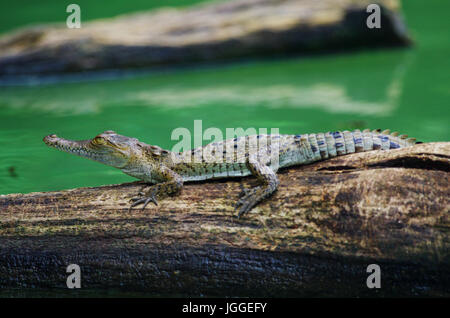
(362, 128), (422, 150)
(317, 129), (421, 159)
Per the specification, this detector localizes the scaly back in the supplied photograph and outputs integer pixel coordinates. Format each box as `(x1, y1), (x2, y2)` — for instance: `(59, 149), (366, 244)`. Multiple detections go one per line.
(278, 128), (420, 168)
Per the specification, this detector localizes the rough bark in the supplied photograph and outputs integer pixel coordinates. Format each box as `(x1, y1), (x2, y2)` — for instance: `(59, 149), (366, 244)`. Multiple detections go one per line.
(0, 0), (411, 77)
(0, 142), (448, 297)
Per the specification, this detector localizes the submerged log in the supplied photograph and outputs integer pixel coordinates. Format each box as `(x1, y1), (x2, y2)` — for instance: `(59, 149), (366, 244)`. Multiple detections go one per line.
(0, 142), (449, 297)
(0, 0), (411, 76)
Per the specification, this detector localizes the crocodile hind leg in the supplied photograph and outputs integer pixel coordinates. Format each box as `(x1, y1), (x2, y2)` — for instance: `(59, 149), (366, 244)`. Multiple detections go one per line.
(129, 168), (183, 211)
(235, 156), (279, 218)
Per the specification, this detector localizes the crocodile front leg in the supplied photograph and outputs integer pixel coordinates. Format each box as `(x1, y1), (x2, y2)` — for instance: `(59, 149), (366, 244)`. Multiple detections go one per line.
(235, 156), (279, 218)
(129, 167), (183, 211)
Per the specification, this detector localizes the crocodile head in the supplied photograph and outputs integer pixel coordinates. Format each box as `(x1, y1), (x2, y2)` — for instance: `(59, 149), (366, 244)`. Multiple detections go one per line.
(43, 130), (140, 168)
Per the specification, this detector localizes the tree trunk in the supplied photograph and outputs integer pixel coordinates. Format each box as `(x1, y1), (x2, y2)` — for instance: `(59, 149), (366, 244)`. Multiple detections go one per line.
(0, 0), (411, 76)
(0, 142), (448, 297)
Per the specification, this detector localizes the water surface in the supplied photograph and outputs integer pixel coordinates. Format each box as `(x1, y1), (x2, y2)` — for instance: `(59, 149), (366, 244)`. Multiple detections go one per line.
(0, 0), (448, 195)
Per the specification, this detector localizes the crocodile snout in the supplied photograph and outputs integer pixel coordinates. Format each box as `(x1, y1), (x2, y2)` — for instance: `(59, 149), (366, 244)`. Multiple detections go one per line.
(43, 134), (58, 144)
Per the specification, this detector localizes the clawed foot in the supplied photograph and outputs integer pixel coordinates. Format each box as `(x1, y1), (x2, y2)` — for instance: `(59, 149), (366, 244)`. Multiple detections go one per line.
(235, 186), (261, 218)
(238, 184), (253, 198)
(129, 187), (159, 211)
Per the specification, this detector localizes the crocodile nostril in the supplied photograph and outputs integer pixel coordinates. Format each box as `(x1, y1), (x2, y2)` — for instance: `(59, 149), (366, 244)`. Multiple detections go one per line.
(43, 134), (58, 144)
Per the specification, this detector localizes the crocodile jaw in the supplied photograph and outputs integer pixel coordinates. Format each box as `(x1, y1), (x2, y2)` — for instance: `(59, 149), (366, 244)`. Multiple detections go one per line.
(43, 134), (129, 168)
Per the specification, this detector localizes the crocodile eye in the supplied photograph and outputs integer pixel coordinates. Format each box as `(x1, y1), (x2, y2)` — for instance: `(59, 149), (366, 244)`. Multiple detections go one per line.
(93, 136), (105, 144)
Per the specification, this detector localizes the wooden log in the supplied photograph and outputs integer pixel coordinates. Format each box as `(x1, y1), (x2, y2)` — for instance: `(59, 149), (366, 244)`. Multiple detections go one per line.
(0, 0), (411, 76)
(0, 142), (448, 296)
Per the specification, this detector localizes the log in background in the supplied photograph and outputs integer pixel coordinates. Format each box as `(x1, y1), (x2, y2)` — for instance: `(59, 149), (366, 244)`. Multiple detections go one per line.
(0, 0), (410, 76)
(0, 142), (449, 297)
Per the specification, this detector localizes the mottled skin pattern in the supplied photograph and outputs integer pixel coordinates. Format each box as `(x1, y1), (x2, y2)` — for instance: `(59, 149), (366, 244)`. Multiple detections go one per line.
(43, 129), (419, 217)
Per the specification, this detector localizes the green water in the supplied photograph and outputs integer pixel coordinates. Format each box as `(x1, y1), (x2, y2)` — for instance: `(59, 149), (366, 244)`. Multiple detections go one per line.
(0, 0), (209, 34)
(0, 1), (449, 196)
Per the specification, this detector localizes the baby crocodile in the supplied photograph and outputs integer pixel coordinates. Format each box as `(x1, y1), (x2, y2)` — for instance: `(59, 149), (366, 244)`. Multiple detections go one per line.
(43, 129), (420, 217)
